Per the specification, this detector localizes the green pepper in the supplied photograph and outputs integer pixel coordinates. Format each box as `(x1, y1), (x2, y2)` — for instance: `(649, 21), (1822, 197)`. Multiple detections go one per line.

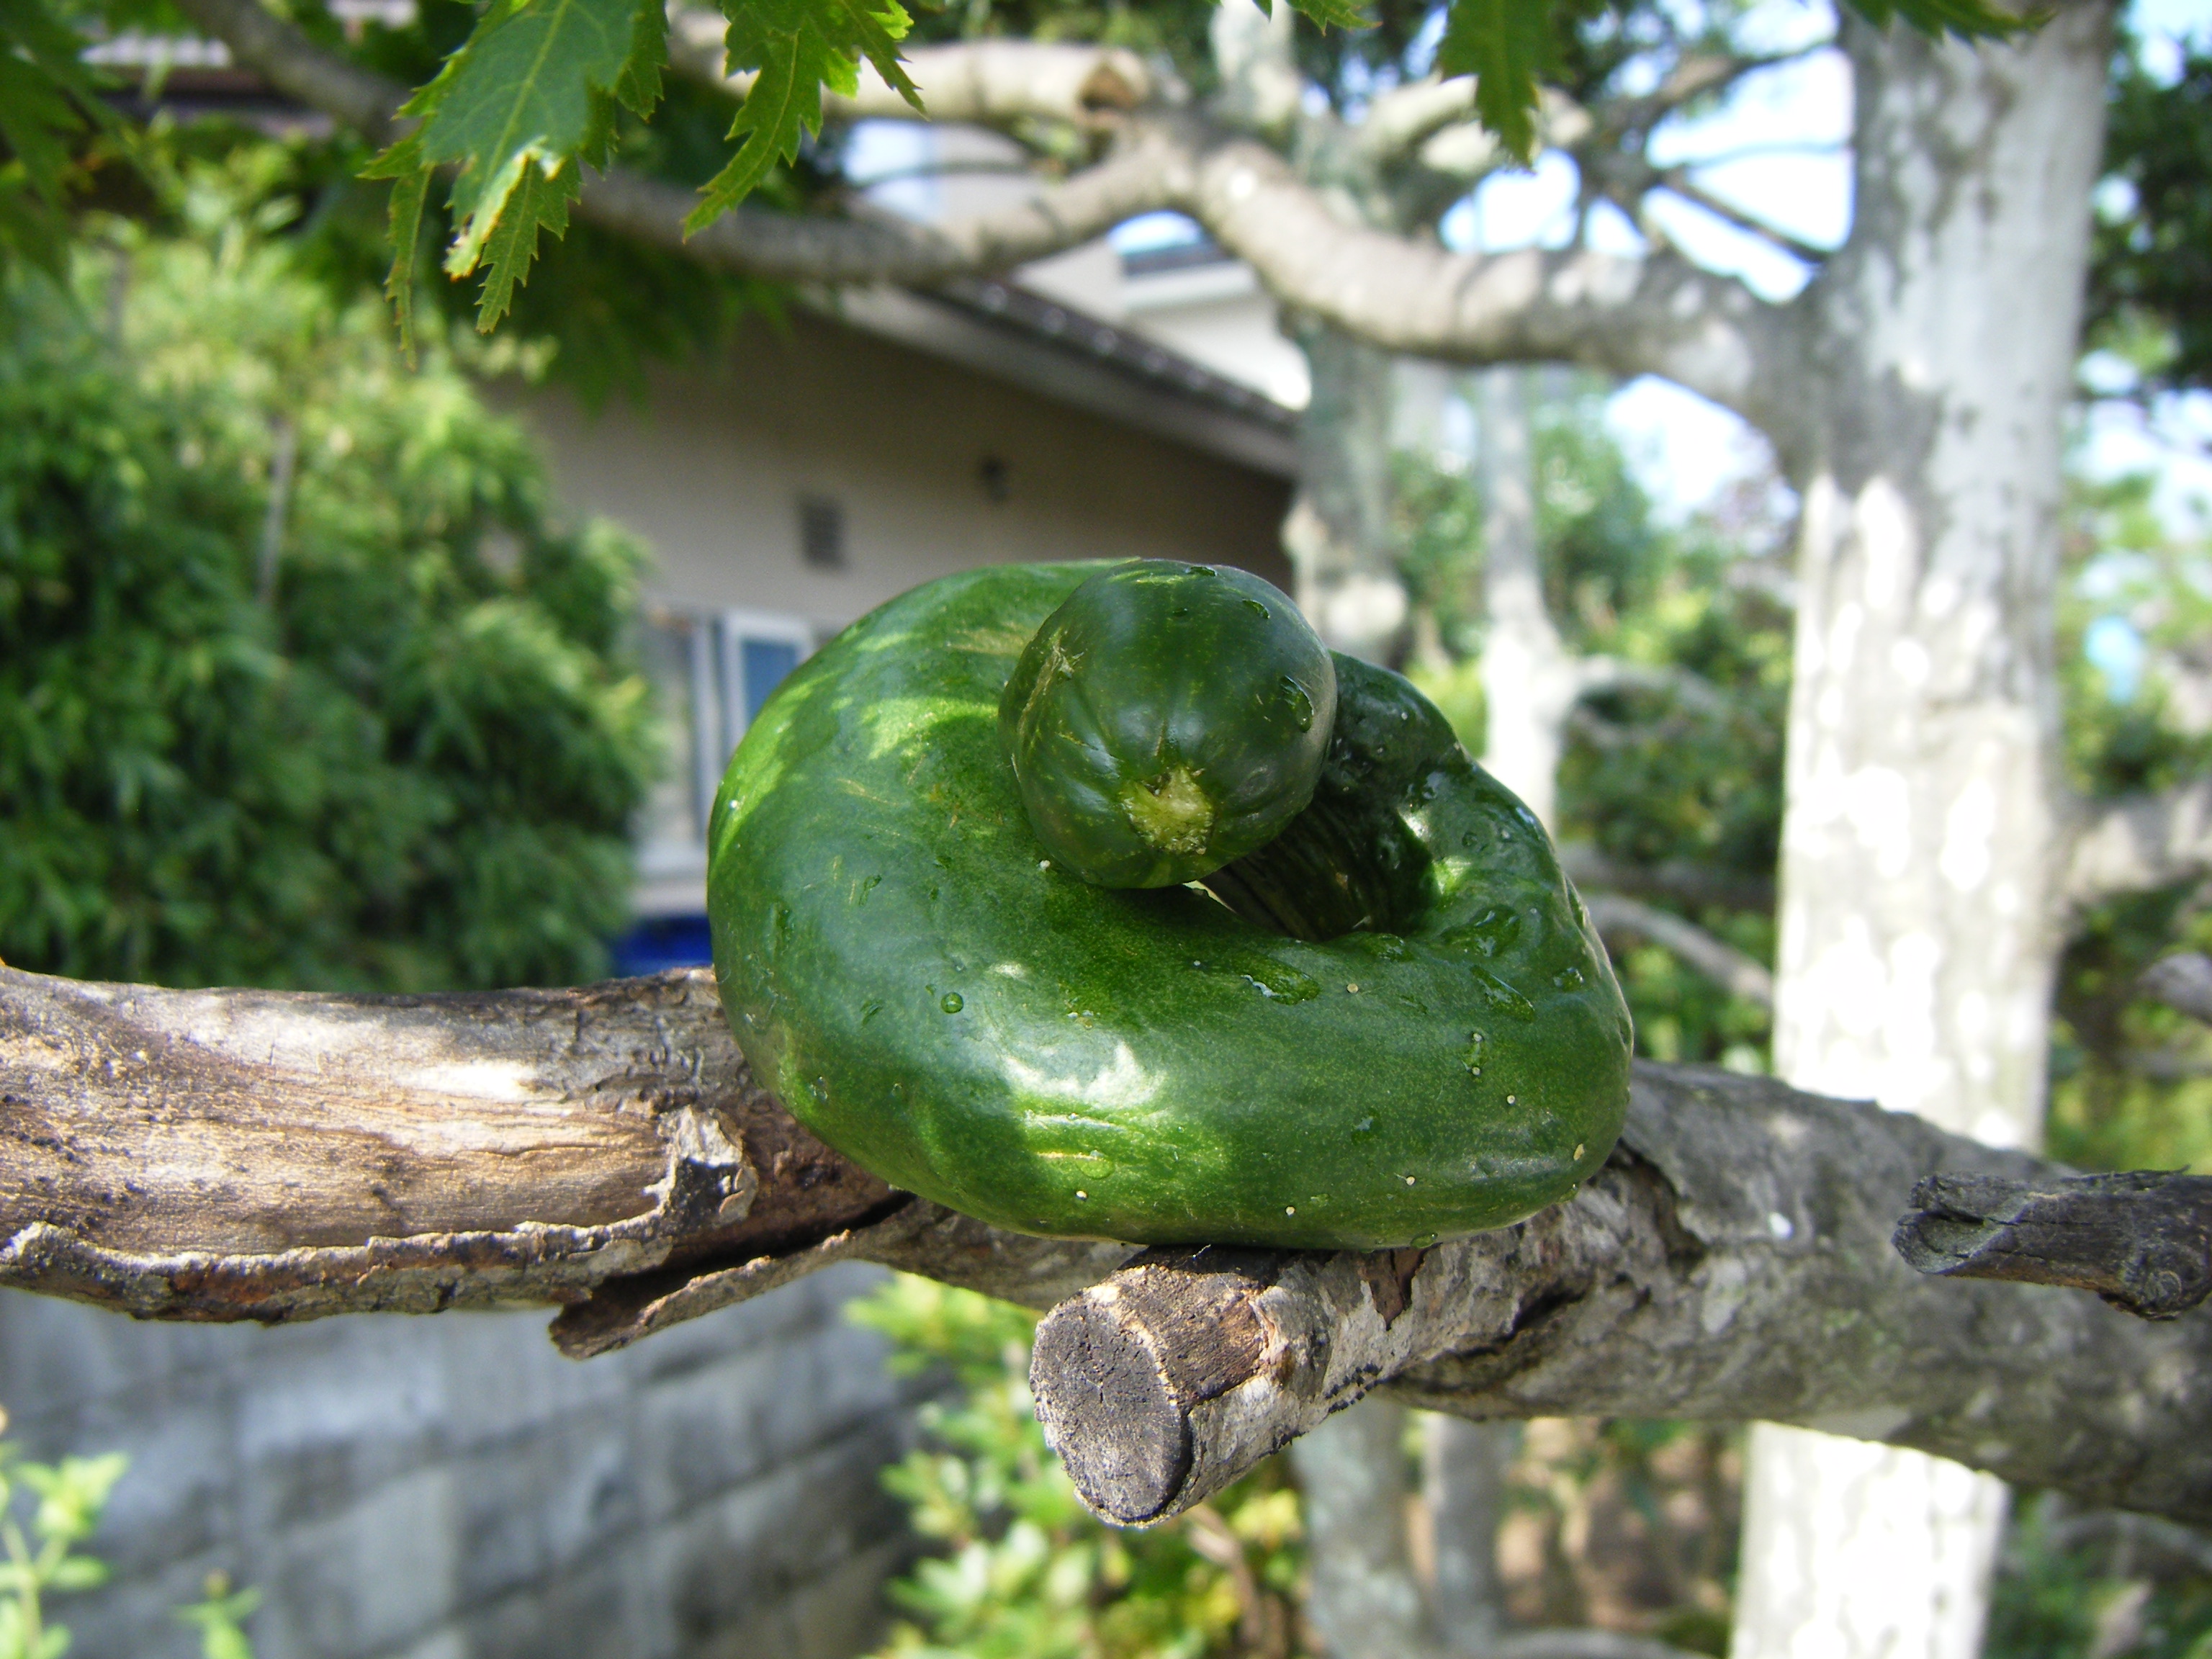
(708, 562), (1631, 1250)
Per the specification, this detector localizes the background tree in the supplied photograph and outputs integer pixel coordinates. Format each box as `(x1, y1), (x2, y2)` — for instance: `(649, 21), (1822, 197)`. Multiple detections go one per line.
(0, 164), (658, 991)
(8, 0), (2212, 1652)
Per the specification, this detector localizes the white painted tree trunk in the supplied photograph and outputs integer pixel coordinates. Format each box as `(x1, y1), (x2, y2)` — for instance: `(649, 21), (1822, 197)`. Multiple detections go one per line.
(1732, 6), (2116, 1655)
(1285, 321), (1408, 659)
(1293, 1397), (1449, 1659)
(1424, 1414), (1518, 1653)
(1473, 365), (1578, 830)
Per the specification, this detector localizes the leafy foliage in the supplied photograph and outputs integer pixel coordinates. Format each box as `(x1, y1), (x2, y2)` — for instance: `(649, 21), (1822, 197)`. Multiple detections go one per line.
(2088, 32), (2212, 395)
(1395, 383), (1788, 1071)
(1434, 0), (1559, 161)
(0, 1424), (125, 1659)
(2046, 472), (2212, 1179)
(850, 1274), (1311, 1659)
(1985, 1494), (2212, 1659)
(0, 0), (121, 274)
(693, 0), (917, 228)
(0, 171), (658, 992)
(367, 0), (670, 338)
(0, 1406), (260, 1659)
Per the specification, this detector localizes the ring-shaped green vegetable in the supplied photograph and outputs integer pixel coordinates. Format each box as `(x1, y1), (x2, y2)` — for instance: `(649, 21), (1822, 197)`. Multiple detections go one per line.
(708, 562), (1632, 1249)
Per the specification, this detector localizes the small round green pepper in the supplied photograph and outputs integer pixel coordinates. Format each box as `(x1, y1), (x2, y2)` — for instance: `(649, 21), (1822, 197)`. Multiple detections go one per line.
(708, 562), (1631, 1249)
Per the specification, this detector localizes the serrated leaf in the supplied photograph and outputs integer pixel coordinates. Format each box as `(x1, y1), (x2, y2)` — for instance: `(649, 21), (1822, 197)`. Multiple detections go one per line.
(1841, 0), (2032, 38)
(1284, 0), (1371, 31)
(1435, 0), (1552, 164)
(473, 158), (575, 330)
(0, 0), (121, 214)
(376, 149), (433, 359)
(364, 0), (664, 323)
(688, 0), (917, 232)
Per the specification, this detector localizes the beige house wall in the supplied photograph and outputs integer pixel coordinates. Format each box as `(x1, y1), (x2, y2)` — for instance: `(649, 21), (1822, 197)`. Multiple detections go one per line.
(505, 304), (1298, 919)
(514, 307), (1296, 634)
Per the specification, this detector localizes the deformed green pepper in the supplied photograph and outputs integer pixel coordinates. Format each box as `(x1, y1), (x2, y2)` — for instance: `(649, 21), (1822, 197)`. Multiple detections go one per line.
(708, 562), (1632, 1250)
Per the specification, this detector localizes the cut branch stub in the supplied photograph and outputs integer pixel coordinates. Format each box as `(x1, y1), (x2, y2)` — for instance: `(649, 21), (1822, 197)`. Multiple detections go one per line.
(1034, 1066), (2212, 1531)
(1033, 1220), (1588, 1526)
(1894, 1169), (2212, 1320)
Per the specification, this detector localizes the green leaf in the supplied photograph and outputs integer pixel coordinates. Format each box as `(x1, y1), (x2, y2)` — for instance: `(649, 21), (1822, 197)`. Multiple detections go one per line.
(1435, 0), (1555, 164)
(370, 144), (433, 360)
(1282, 0), (1372, 32)
(364, 0), (666, 327)
(1840, 0), (2035, 38)
(473, 160), (575, 331)
(0, 0), (122, 221)
(688, 0), (920, 233)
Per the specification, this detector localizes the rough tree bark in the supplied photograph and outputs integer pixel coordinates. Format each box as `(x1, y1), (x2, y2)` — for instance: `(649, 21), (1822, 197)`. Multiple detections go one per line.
(1737, 6), (2121, 1655)
(7, 966), (2211, 1533)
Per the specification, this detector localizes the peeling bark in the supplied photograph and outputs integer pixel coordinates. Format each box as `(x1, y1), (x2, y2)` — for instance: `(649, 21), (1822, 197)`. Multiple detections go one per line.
(9, 969), (2210, 1543)
(1894, 1169), (2212, 1320)
(1027, 1064), (2212, 1532)
(0, 965), (1128, 1337)
(1740, 4), (2121, 1648)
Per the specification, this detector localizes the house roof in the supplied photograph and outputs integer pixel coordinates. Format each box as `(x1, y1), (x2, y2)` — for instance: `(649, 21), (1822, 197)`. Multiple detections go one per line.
(832, 279), (1300, 480)
(94, 50), (1305, 481)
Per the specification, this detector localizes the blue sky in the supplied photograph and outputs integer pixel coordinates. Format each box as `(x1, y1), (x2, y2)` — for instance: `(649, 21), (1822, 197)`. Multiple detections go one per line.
(1480, 0), (2212, 526)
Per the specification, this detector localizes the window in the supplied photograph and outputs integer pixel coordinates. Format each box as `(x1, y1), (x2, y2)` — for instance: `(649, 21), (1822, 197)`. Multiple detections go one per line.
(634, 605), (816, 861)
(626, 606), (814, 953)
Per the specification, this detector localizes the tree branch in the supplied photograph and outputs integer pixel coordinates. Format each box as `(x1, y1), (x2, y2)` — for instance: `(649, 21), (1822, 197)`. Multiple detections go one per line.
(1581, 893), (1776, 1007)
(1653, 176), (1834, 266)
(2141, 952), (2212, 1027)
(1357, 80), (1591, 166)
(1894, 1170), (2212, 1320)
(1555, 844), (1776, 914)
(1028, 1066), (2212, 1529)
(8, 969), (2212, 1532)
(173, 0), (1802, 421)
(1178, 131), (1803, 433)
(169, 0), (1174, 287)
(666, 9), (1152, 129)
(2062, 779), (2212, 914)
(0, 965), (1129, 1349)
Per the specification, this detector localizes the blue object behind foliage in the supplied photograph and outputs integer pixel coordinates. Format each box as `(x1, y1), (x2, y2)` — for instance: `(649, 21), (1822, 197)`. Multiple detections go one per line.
(611, 914), (715, 974)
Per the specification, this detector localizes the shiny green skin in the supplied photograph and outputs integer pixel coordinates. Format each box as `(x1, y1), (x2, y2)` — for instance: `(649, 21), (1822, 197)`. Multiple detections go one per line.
(707, 563), (1632, 1249)
(998, 561), (1336, 889)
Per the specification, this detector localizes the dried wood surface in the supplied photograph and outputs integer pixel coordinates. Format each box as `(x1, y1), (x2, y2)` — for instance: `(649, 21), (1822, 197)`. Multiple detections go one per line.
(6, 967), (2212, 1530)
(1029, 1069), (2212, 1529)
(1894, 1169), (2212, 1320)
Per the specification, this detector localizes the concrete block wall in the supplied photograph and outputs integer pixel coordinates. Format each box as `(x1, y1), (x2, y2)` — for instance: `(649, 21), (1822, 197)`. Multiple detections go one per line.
(0, 1262), (922, 1659)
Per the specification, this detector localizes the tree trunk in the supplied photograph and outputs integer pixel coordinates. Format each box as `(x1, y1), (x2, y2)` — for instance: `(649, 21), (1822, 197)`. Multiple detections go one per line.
(1295, 1397), (1449, 1659)
(1734, 5), (2118, 1655)
(1285, 320), (1408, 658)
(1474, 366), (1576, 830)
(1424, 1414), (1519, 1653)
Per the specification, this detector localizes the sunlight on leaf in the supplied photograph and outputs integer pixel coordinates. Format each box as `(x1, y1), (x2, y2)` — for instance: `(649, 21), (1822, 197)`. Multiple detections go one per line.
(691, 0), (920, 233)
(365, 0), (666, 334)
